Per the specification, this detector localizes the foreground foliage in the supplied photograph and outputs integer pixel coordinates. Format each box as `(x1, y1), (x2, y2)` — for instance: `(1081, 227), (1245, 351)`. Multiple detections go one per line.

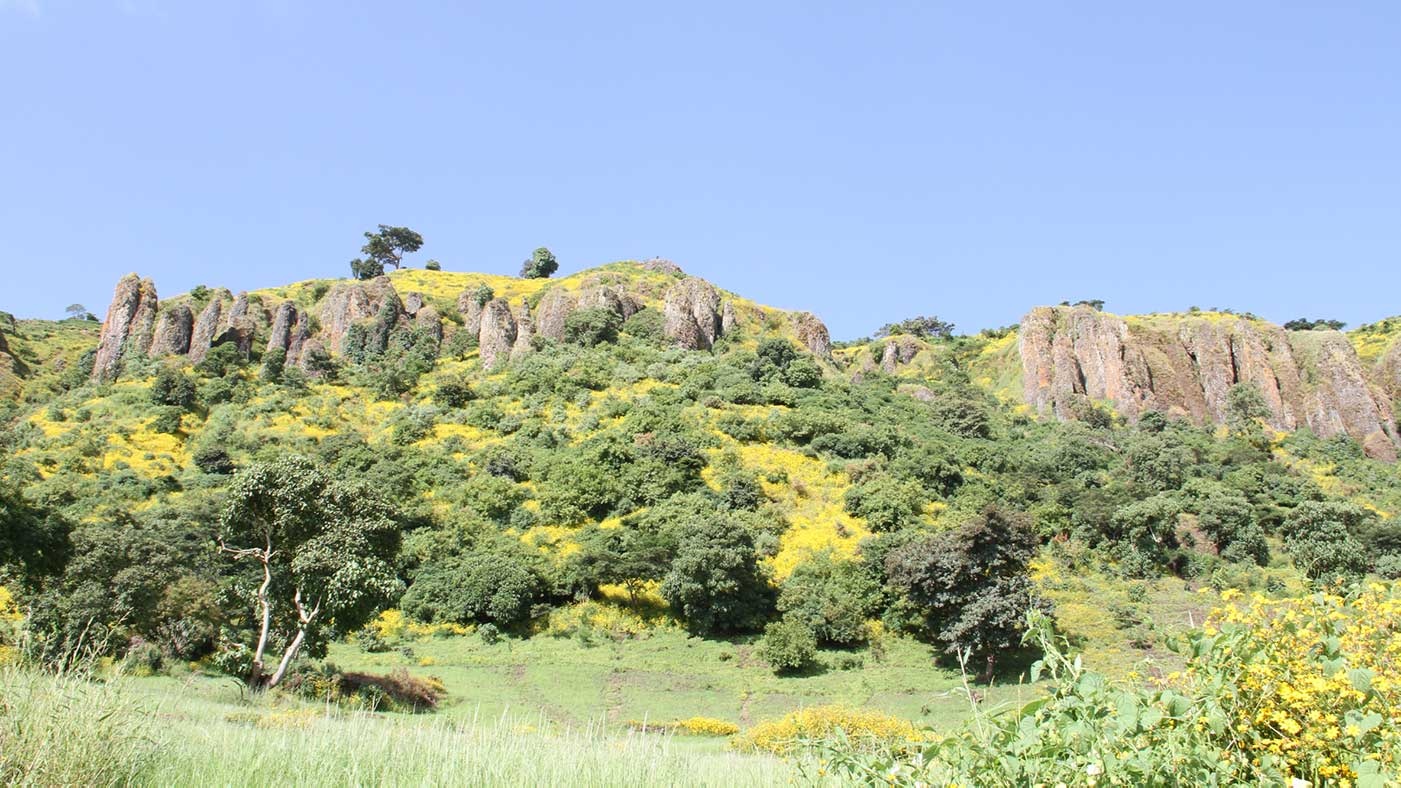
(805, 584), (1401, 786)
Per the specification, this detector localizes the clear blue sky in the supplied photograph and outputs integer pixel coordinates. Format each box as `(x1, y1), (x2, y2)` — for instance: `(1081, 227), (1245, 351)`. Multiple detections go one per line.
(3, 2), (1398, 338)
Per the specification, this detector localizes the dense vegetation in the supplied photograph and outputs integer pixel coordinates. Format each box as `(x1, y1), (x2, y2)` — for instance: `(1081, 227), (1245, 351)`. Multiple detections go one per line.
(3, 261), (1401, 784)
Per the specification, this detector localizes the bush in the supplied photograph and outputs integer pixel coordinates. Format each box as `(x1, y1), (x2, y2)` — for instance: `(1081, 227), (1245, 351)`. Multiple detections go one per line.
(843, 476), (925, 532)
(759, 617), (817, 674)
(149, 367), (197, 409)
(564, 308), (623, 347)
(777, 553), (880, 645)
(401, 551), (536, 627)
(806, 587), (1401, 786)
(735, 705), (924, 756)
(478, 622), (501, 644)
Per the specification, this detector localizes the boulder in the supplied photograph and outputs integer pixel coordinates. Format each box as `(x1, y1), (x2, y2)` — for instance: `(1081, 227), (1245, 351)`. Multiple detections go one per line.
(150, 305), (194, 357)
(414, 304), (444, 345)
(92, 274), (159, 382)
(403, 292), (425, 317)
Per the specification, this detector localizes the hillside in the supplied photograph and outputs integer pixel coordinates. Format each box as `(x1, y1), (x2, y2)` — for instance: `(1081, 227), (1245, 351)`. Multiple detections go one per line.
(3, 260), (1401, 784)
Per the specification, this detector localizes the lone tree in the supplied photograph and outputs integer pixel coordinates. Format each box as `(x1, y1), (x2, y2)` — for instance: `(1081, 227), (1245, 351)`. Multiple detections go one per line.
(875, 315), (956, 340)
(520, 247), (559, 279)
(350, 225), (424, 280)
(886, 505), (1047, 682)
(217, 456), (402, 689)
(64, 303), (89, 320)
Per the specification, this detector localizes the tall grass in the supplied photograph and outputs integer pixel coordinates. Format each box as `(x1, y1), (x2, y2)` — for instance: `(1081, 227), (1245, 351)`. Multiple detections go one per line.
(0, 665), (161, 786)
(1, 665), (793, 786)
(149, 706), (792, 787)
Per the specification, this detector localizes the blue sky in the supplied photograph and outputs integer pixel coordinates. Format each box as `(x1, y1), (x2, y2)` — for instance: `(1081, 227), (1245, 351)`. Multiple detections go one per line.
(2, 2), (1398, 338)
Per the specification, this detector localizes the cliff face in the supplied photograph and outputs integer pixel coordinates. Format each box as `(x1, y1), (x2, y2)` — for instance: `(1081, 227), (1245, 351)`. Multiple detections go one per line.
(92, 274), (159, 382)
(1019, 306), (1399, 460)
(79, 263), (824, 382)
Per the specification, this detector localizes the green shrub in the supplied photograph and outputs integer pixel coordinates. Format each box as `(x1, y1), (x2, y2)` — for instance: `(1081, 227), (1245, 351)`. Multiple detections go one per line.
(759, 617), (817, 674)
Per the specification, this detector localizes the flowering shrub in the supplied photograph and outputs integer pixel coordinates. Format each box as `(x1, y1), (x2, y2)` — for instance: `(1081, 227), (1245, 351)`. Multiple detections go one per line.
(628, 717), (740, 737)
(734, 705), (925, 756)
(800, 584), (1401, 786)
(1182, 584), (1401, 783)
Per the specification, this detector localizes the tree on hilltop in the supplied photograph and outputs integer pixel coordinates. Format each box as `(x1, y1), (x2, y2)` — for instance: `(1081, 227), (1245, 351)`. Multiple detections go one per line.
(520, 247), (559, 279)
(350, 225), (424, 280)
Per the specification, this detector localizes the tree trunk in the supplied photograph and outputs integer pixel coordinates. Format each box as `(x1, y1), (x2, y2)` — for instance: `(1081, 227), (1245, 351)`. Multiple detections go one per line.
(248, 550), (274, 688)
(266, 626), (308, 689)
(981, 654), (997, 685)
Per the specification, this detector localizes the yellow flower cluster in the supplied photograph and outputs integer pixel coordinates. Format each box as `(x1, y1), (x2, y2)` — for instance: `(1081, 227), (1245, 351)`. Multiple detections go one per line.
(628, 717), (740, 737)
(734, 705), (925, 756)
(1191, 583), (1401, 783)
(541, 599), (672, 638)
(369, 608), (471, 640)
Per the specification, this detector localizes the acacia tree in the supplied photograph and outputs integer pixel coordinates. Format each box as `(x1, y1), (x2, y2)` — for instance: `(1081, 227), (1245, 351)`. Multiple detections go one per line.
(217, 456), (402, 689)
(350, 224), (424, 280)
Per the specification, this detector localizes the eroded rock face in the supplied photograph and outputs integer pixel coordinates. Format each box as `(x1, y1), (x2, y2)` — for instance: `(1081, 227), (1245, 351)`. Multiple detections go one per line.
(532, 286), (642, 342)
(511, 299), (535, 360)
(1020, 306), (1400, 459)
(266, 301), (313, 365)
(187, 290), (230, 364)
(92, 274), (159, 382)
(478, 299), (517, 370)
(663, 278), (723, 350)
(641, 258), (683, 275)
(1379, 342), (1401, 408)
(318, 277), (402, 354)
(150, 305), (194, 357)
(403, 292), (426, 317)
(214, 318), (256, 359)
(414, 305), (444, 345)
(880, 336), (922, 373)
(793, 312), (832, 358)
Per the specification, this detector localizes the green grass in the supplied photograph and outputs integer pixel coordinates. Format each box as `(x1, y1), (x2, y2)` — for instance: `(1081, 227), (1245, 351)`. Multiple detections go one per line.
(322, 624), (1031, 733)
(4, 665), (794, 787)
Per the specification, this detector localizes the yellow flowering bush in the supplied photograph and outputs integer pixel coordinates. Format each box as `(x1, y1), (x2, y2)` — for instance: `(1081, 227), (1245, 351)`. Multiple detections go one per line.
(1181, 583), (1401, 784)
(734, 705), (925, 756)
(805, 585), (1401, 786)
(628, 717), (740, 737)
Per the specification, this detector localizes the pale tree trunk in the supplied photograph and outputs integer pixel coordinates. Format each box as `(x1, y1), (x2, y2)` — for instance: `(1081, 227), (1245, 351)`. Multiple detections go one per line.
(217, 537), (278, 690)
(266, 588), (320, 689)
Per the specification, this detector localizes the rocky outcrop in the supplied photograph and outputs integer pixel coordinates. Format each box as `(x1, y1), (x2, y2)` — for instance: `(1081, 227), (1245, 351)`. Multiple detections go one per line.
(1020, 306), (1400, 460)
(532, 286), (643, 342)
(318, 277), (402, 354)
(641, 258), (683, 275)
(92, 274), (159, 382)
(414, 305), (444, 344)
(478, 299), (517, 370)
(214, 318), (256, 359)
(880, 336), (922, 373)
(266, 301), (312, 365)
(793, 312), (831, 358)
(1379, 341), (1401, 407)
(150, 305), (194, 357)
(663, 278), (723, 350)
(510, 299), (535, 360)
(187, 291), (232, 364)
